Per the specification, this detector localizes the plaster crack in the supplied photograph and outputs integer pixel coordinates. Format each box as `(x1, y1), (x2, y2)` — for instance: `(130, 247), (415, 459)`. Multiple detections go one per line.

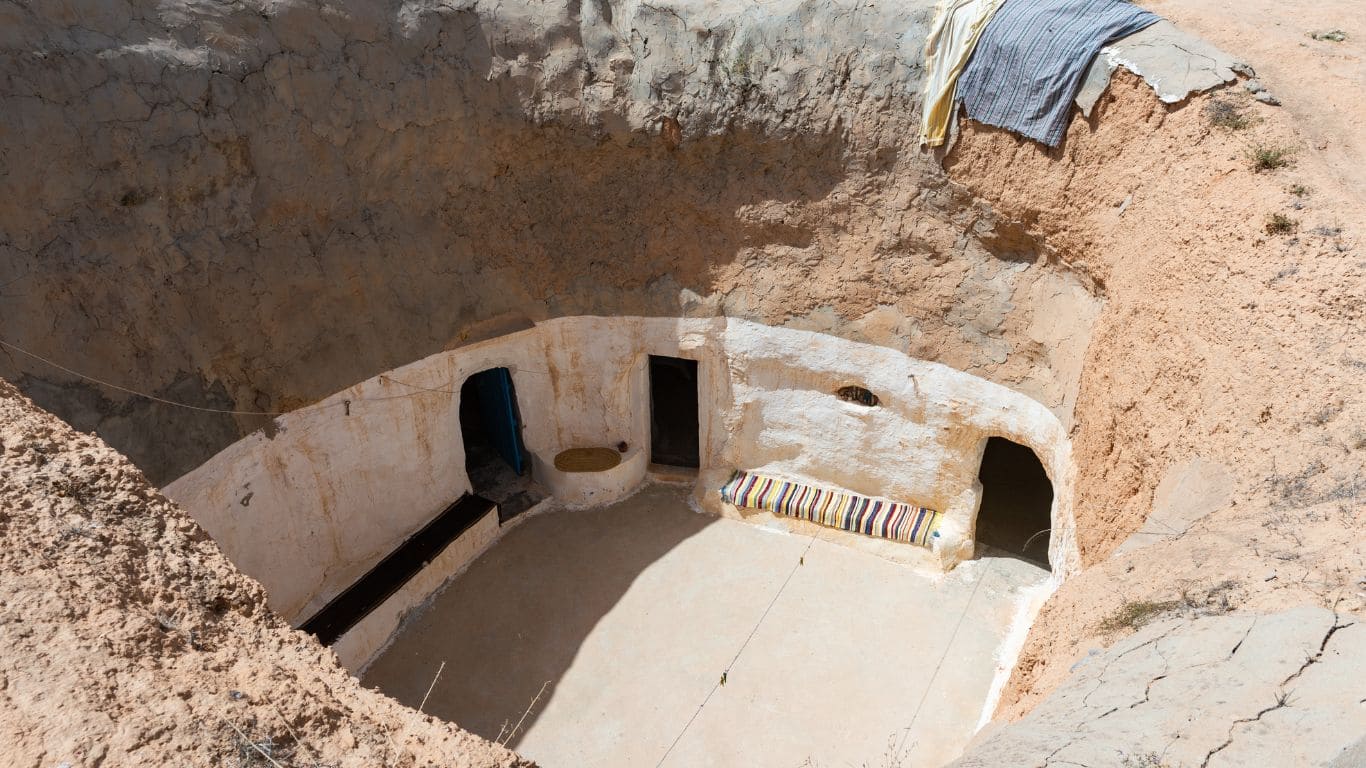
(1227, 615), (1256, 658)
(1040, 737), (1081, 768)
(1280, 613), (1352, 689)
(1082, 623), (1178, 710)
(1199, 613), (1352, 767)
(1198, 694), (1291, 768)
(1127, 673), (1167, 712)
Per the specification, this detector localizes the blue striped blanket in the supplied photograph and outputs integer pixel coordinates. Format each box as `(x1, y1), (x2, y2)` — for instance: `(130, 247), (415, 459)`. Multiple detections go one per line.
(719, 471), (940, 547)
(955, 0), (1161, 146)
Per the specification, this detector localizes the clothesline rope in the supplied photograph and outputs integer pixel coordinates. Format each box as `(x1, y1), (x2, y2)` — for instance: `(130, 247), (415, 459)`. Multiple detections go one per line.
(0, 339), (287, 416)
(895, 558), (995, 756)
(0, 338), (485, 418)
(654, 532), (820, 767)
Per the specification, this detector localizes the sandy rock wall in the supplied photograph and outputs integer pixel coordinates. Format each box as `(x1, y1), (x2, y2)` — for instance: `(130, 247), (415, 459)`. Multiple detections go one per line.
(4, 0), (1362, 763)
(945, 74), (1365, 718)
(0, 0), (1100, 484)
(0, 380), (530, 768)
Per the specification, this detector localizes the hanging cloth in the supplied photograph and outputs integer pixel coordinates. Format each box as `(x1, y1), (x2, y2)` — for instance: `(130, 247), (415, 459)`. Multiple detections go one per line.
(919, 0), (1008, 148)
(954, 0), (1161, 147)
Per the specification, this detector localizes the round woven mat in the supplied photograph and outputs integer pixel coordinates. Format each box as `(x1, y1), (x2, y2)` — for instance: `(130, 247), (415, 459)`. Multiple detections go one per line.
(553, 447), (622, 473)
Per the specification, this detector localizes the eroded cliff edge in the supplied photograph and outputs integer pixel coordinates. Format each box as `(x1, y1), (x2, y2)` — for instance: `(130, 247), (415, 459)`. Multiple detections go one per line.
(1, 0), (1100, 483)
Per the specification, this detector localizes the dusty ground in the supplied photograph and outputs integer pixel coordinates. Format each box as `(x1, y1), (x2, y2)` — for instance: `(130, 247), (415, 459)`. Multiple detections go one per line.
(1145, 0), (1366, 202)
(362, 485), (1048, 767)
(0, 381), (528, 768)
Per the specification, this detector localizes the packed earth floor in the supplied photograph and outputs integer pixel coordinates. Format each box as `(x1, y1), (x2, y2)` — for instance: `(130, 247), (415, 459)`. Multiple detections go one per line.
(362, 485), (1048, 767)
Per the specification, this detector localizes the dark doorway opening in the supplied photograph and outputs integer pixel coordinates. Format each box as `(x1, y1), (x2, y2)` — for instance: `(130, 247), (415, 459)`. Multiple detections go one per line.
(648, 355), (700, 468)
(459, 368), (542, 522)
(975, 437), (1053, 569)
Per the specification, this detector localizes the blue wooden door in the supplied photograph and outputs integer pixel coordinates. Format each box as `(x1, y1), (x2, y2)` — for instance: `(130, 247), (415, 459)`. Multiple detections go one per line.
(473, 367), (525, 475)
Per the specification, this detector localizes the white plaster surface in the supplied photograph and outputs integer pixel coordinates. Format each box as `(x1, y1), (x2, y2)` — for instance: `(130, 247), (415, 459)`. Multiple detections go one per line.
(166, 316), (1077, 625)
(362, 485), (1051, 768)
(164, 325), (553, 621)
(1075, 19), (1245, 114)
(976, 570), (1059, 732)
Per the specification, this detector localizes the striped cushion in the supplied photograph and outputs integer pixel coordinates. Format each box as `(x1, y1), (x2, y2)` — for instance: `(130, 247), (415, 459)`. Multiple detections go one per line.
(719, 471), (940, 547)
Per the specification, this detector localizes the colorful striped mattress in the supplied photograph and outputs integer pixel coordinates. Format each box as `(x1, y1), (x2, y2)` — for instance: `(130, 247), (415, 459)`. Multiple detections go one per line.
(719, 471), (941, 547)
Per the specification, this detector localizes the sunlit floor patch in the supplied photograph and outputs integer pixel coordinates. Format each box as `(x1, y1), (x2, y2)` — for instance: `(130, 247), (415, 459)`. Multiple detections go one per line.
(362, 484), (1047, 767)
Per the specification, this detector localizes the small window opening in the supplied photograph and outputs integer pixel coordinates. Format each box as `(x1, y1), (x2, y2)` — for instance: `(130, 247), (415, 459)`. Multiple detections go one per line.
(835, 385), (879, 407)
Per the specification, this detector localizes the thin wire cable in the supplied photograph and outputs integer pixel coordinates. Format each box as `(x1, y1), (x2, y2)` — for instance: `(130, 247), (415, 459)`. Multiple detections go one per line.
(1020, 527), (1052, 553)
(894, 558), (995, 757)
(0, 338), (471, 417)
(0, 338), (287, 416)
(379, 373), (463, 396)
(655, 532), (820, 768)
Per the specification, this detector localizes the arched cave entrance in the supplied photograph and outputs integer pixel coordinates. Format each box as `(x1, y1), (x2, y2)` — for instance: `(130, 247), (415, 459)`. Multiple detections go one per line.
(975, 436), (1053, 569)
(459, 368), (540, 520)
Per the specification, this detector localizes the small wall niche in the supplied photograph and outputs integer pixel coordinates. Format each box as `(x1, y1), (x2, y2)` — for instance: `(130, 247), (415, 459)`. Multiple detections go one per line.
(835, 385), (879, 407)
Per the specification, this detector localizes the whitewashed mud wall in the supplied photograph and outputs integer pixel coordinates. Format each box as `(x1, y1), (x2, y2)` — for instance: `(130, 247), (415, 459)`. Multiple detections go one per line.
(707, 321), (1077, 572)
(166, 316), (1078, 625)
(163, 327), (554, 621)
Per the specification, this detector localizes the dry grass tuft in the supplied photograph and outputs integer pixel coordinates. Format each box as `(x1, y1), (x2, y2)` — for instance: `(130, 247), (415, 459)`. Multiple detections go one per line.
(1205, 99), (1251, 131)
(1250, 145), (1293, 172)
(1309, 29), (1347, 42)
(1098, 599), (1178, 634)
(1120, 753), (1173, 768)
(1265, 213), (1299, 235)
